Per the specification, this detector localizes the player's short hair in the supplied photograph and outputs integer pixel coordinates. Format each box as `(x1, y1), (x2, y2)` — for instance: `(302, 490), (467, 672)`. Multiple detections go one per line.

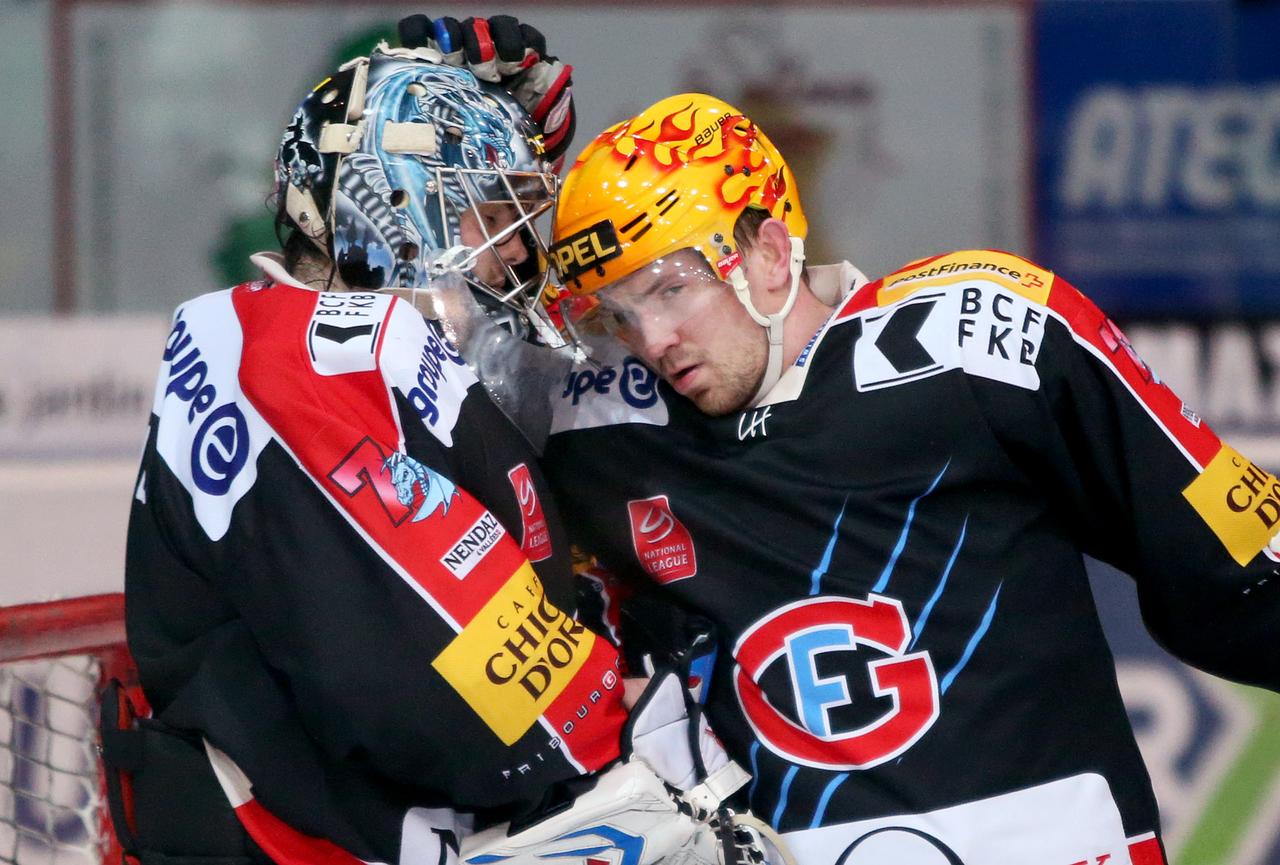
(732, 206), (770, 255)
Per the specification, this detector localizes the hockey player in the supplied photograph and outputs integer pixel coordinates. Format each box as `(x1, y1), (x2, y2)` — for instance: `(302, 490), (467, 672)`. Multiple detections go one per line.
(123, 39), (752, 865)
(530, 93), (1280, 865)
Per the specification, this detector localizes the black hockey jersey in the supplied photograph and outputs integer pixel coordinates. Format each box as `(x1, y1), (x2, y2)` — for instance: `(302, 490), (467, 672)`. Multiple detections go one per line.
(126, 275), (626, 864)
(541, 250), (1280, 865)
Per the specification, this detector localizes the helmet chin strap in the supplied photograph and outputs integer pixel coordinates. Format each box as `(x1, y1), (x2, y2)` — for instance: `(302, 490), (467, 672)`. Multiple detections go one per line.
(726, 237), (806, 406)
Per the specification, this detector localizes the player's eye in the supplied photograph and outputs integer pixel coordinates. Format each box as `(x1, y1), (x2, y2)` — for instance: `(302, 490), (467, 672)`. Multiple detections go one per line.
(658, 283), (685, 304)
(481, 205), (516, 228)
(599, 306), (632, 334)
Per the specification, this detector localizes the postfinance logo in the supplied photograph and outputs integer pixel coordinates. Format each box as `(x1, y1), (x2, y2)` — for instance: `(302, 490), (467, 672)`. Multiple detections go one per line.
(878, 251), (1053, 308)
(1183, 444), (1280, 565)
(433, 563), (595, 744)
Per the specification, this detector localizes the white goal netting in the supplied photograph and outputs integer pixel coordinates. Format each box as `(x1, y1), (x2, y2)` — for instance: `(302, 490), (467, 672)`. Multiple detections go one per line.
(0, 596), (129, 865)
(0, 655), (109, 865)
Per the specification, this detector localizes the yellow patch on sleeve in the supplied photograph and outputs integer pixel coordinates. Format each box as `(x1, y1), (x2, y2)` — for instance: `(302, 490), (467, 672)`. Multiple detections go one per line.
(1182, 444), (1280, 565)
(433, 563), (594, 744)
(877, 251), (1054, 307)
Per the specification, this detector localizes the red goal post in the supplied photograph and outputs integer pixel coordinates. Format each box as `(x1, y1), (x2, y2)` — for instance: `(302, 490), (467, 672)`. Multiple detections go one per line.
(0, 594), (132, 865)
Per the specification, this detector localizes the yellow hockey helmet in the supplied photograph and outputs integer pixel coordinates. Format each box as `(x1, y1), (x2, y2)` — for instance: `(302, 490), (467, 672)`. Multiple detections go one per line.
(548, 93), (807, 300)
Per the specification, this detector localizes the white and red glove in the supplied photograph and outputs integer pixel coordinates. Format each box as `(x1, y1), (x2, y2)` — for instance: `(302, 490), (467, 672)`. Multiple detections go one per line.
(397, 14), (576, 168)
(460, 759), (792, 865)
(624, 670), (751, 814)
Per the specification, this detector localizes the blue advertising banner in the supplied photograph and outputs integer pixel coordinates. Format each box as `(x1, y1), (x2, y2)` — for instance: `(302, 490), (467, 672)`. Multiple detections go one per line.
(1036, 0), (1280, 318)
(1042, 4), (1280, 864)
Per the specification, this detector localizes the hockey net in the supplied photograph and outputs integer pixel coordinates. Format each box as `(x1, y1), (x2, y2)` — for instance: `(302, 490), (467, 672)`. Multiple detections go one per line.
(0, 594), (130, 865)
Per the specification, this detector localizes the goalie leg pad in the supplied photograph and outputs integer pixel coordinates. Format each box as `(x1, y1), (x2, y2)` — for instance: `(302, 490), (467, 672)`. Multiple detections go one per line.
(460, 762), (722, 865)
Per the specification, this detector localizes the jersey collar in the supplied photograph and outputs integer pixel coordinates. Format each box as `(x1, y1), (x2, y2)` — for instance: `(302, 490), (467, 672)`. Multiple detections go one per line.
(249, 251), (312, 290)
(754, 260), (870, 408)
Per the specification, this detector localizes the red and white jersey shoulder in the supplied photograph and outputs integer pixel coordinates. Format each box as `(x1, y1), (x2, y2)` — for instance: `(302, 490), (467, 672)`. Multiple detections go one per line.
(131, 277), (625, 865)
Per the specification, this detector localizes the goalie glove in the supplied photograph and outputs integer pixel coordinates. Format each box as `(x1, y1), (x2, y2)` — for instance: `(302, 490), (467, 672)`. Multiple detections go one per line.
(624, 671), (749, 814)
(616, 595), (749, 812)
(460, 761), (767, 865)
(397, 13), (575, 167)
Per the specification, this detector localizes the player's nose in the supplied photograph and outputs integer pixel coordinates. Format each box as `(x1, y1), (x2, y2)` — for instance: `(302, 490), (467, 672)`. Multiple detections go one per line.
(497, 232), (528, 267)
(630, 319), (680, 366)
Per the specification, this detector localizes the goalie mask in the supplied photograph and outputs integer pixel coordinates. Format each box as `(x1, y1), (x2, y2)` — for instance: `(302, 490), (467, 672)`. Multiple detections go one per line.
(275, 44), (557, 328)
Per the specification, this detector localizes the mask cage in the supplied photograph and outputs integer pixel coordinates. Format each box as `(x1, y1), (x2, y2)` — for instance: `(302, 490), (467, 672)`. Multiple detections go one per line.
(433, 165), (561, 335)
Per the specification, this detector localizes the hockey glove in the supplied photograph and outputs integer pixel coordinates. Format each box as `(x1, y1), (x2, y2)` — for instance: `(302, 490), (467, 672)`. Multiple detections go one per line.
(624, 670), (750, 814)
(397, 14), (576, 167)
(619, 584), (720, 704)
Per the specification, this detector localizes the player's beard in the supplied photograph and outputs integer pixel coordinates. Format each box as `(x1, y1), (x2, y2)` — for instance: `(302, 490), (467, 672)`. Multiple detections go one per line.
(676, 332), (768, 417)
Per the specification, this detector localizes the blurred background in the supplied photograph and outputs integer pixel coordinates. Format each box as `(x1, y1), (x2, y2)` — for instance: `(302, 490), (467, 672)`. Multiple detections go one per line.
(0, 0), (1277, 862)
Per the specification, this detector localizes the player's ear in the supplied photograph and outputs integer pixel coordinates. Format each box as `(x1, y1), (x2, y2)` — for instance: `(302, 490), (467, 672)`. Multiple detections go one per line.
(750, 217), (796, 296)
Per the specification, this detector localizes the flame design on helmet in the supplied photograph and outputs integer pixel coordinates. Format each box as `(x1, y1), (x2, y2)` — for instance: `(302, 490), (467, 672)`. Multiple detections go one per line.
(550, 93), (806, 298)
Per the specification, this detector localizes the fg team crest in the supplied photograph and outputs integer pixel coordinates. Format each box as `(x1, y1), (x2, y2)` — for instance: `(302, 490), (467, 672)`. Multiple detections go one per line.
(734, 594), (940, 770)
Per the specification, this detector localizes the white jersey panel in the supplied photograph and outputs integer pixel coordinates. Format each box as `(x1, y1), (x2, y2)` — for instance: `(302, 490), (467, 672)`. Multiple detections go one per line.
(851, 280), (1048, 394)
(784, 773), (1130, 865)
(379, 299), (477, 448)
(549, 340), (669, 435)
(153, 290), (272, 542)
(307, 291), (395, 377)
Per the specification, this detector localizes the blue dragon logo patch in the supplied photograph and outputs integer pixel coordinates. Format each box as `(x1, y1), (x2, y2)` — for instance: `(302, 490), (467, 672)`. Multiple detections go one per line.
(382, 452), (458, 522)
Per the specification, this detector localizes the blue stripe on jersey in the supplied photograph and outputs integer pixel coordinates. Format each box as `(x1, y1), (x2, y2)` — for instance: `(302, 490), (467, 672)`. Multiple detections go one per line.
(810, 497), (848, 595)
(748, 741), (762, 806)
(871, 459), (950, 594)
(811, 773), (849, 829)
(772, 765), (800, 829)
(941, 582), (1002, 694)
(910, 515), (969, 650)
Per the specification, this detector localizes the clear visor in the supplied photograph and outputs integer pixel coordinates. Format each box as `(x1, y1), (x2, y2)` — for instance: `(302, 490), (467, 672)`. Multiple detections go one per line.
(560, 251), (725, 350)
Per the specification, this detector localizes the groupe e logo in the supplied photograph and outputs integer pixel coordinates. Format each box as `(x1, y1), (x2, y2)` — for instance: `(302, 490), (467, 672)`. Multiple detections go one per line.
(836, 827), (964, 865)
(561, 357), (659, 408)
(191, 403), (250, 495)
(163, 312), (250, 496)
